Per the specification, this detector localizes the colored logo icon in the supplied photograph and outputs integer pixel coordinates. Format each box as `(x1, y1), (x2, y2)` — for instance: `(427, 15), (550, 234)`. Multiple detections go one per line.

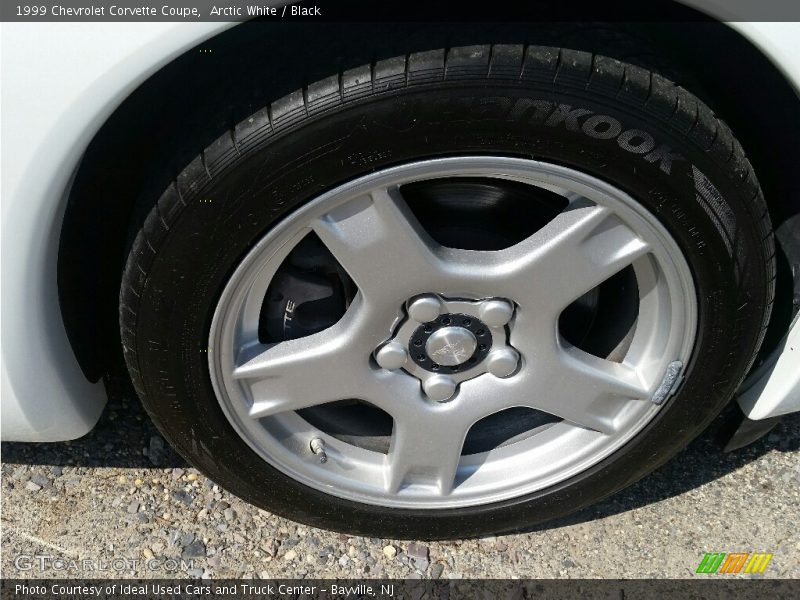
(696, 552), (773, 574)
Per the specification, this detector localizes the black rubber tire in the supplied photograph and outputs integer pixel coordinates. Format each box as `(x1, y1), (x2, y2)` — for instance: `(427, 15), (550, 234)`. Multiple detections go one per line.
(120, 44), (775, 539)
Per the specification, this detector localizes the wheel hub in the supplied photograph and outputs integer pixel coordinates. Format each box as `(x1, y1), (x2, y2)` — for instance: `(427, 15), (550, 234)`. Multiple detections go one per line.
(425, 326), (477, 366)
(374, 294), (520, 401)
(410, 313), (491, 373)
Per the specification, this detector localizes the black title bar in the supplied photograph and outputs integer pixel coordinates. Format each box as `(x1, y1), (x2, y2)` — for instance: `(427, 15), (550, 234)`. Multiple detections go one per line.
(3, 0), (800, 23)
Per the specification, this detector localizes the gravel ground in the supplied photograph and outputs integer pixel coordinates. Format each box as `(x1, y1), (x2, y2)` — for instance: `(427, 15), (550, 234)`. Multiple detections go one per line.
(2, 379), (798, 580)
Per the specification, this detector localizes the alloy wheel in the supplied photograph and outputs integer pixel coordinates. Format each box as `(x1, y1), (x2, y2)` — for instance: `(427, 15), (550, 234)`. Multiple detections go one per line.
(208, 156), (697, 509)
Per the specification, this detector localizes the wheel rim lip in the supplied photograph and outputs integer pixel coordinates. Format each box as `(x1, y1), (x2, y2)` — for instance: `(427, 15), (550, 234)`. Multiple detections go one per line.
(208, 156), (698, 509)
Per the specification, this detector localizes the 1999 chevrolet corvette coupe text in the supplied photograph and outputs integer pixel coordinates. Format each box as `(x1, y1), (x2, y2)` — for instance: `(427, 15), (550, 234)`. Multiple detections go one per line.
(2, 3), (799, 538)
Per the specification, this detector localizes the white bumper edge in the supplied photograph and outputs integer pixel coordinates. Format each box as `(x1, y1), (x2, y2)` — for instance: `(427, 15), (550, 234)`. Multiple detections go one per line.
(738, 315), (800, 421)
(1, 364), (106, 442)
(1, 22), (236, 442)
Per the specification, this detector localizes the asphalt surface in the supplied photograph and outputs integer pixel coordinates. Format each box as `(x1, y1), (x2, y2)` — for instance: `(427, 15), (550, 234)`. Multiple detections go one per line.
(2, 378), (798, 580)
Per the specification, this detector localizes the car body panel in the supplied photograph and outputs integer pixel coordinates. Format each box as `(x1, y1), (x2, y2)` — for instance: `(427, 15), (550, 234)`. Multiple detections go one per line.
(725, 22), (800, 93)
(1, 17), (798, 441)
(738, 316), (800, 420)
(1, 22), (235, 441)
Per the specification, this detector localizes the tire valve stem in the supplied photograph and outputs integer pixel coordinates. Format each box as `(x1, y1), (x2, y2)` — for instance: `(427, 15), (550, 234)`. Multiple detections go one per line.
(310, 438), (328, 464)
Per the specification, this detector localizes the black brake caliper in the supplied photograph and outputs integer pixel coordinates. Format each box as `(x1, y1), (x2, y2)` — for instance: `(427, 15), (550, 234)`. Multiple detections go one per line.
(259, 234), (351, 343)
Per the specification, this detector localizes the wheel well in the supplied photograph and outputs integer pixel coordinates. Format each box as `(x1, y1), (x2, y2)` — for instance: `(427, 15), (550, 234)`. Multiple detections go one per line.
(58, 17), (800, 381)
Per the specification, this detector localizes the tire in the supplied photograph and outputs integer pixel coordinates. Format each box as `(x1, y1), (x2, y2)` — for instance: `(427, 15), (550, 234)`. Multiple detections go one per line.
(120, 45), (774, 539)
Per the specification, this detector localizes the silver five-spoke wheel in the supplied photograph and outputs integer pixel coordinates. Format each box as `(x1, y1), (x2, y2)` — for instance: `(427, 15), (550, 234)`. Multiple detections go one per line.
(208, 156), (697, 509)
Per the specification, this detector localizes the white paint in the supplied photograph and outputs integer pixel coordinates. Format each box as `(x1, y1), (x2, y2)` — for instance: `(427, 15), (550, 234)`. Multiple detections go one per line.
(738, 317), (800, 420)
(1, 22), (234, 440)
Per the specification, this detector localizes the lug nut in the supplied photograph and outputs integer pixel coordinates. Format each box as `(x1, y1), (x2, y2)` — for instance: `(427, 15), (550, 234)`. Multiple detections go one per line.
(479, 298), (514, 327)
(407, 294), (443, 323)
(422, 375), (457, 402)
(375, 341), (408, 370)
(486, 348), (520, 378)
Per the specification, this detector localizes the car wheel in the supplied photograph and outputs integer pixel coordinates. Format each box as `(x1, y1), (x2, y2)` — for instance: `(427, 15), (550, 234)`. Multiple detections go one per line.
(120, 45), (774, 538)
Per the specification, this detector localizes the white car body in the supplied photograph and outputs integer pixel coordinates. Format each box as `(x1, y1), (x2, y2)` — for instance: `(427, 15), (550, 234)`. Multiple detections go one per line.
(1, 16), (799, 441)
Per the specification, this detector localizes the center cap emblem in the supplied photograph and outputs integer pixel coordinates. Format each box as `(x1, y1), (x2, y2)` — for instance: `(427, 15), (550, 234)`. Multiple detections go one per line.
(425, 327), (478, 366)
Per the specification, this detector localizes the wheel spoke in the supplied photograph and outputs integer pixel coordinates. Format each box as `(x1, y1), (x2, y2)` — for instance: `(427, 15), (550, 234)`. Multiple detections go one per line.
(500, 203), (650, 315)
(312, 186), (442, 300)
(233, 311), (370, 419)
(385, 406), (468, 495)
(527, 345), (650, 434)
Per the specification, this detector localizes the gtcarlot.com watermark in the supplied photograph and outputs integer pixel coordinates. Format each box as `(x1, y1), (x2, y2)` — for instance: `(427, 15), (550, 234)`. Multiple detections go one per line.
(14, 554), (195, 573)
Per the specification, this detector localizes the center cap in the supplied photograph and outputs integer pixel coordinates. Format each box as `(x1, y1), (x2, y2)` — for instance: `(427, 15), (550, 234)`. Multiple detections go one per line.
(425, 327), (477, 366)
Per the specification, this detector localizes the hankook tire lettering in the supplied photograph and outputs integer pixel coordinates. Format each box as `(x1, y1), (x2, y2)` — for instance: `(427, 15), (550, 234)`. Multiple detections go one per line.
(497, 99), (686, 174)
(582, 114), (624, 140)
